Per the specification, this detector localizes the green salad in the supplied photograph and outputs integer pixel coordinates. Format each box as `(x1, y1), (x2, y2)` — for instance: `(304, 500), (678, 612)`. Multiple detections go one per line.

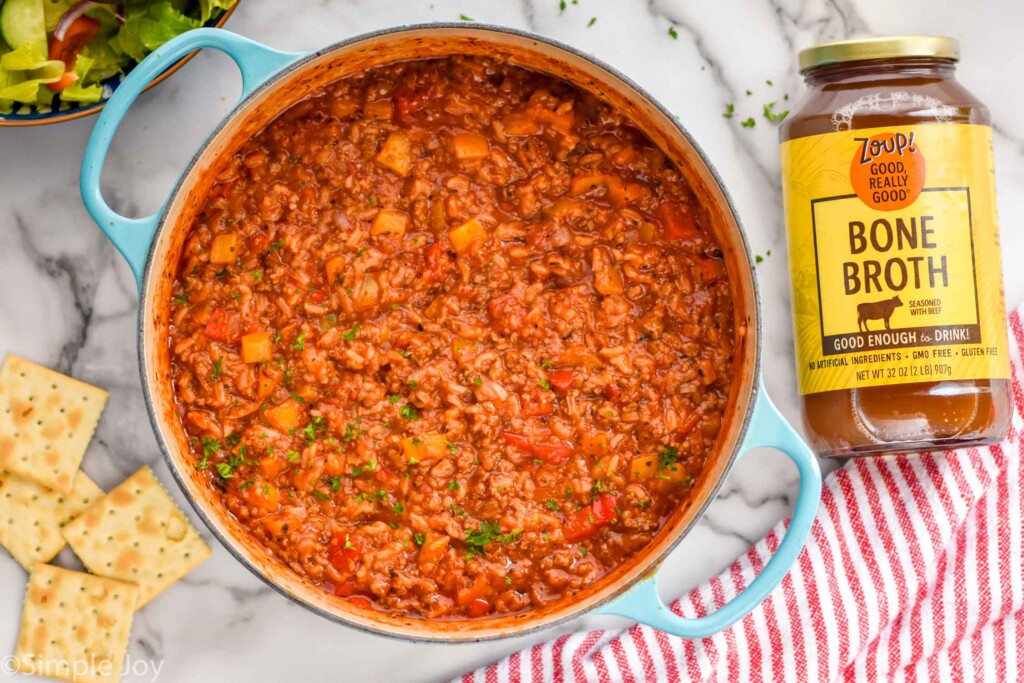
(0, 0), (237, 115)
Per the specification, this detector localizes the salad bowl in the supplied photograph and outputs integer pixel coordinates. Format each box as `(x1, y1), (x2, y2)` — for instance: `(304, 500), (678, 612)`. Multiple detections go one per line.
(0, 0), (236, 127)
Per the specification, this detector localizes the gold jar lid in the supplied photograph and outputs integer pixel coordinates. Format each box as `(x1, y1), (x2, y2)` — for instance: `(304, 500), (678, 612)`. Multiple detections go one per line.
(798, 36), (960, 73)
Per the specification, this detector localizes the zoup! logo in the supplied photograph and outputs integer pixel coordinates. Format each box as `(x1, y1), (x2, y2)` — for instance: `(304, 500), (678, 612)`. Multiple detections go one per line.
(850, 131), (926, 211)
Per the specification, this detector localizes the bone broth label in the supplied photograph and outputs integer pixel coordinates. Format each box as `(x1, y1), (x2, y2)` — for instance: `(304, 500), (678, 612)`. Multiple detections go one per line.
(780, 124), (1010, 394)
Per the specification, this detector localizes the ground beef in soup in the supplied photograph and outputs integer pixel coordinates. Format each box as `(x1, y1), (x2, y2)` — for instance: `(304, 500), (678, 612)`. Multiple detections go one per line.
(166, 55), (735, 619)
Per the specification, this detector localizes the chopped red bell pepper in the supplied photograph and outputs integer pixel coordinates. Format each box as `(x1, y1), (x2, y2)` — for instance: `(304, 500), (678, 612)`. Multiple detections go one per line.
(532, 441), (572, 464)
(502, 432), (573, 464)
(47, 16), (101, 92)
(500, 432), (534, 451)
(562, 493), (618, 543)
(327, 531), (363, 573)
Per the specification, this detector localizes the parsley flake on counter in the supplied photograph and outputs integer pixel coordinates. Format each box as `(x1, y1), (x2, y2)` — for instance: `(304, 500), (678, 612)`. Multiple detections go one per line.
(587, 16), (597, 27)
(668, 26), (678, 39)
(722, 103), (735, 119)
(741, 117), (756, 128)
(763, 101), (789, 122)
(459, 13), (474, 21)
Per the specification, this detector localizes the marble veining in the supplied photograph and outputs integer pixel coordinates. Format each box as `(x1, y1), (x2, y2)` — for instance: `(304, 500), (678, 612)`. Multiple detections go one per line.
(1, 0), (1021, 680)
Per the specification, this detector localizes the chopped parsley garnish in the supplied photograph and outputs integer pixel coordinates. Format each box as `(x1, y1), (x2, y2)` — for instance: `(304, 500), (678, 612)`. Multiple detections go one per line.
(545, 499), (560, 511)
(291, 332), (306, 350)
(497, 528), (523, 544)
(413, 533), (426, 546)
(352, 459), (378, 477)
(287, 450), (301, 463)
(658, 445), (680, 470)
(342, 325), (360, 341)
(329, 476), (341, 492)
(539, 359), (553, 370)
(722, 103), (735, 119)
(399, 405), (419, 420)
(388, 394), (400, 404)
(251, 270), (263, 281)
(211, 356), (223, 379)
(238, 480), (255, 490)
(303, 416), (326, 443)
(312, 491), (331, 501)
(408, 380), (418, 388)
(444, 439), (458, 455)
(172, 293), (189, 306)
(472, 377), (483, 385)
(270, 239), (285, 250)
(741, 117), (756, 128)
(200, 437), (220, 471)
(392, 502), (405, 513)
(448, 480), (460, 491)
(464, 520), (501, 554)
(216, 462), (234, 479)
(536, 378), (551, 391)
(762, 101), (789, 122)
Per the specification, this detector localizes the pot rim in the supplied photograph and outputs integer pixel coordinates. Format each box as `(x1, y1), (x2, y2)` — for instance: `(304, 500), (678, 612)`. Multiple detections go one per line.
(136, 22), (763, 643)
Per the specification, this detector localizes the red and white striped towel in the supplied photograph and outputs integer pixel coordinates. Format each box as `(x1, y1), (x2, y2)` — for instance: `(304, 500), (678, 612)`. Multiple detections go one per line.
(460, 306), (1024, 683)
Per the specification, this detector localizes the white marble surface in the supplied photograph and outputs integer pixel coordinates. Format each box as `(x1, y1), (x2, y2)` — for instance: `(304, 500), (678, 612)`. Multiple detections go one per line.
(1, 1), (1023, 681)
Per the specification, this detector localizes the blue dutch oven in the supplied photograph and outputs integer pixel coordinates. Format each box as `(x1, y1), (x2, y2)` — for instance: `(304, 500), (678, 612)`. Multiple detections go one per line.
(80, 26), (822, 642)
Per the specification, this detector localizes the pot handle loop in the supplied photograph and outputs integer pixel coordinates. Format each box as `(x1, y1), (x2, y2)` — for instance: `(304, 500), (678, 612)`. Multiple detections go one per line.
(594, 384), (821, 637)
(80, 29), (305, 288)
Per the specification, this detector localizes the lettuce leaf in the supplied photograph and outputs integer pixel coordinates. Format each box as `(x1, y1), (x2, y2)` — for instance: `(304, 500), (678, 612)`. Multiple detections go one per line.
(58, 53), (103, 103)
(0, 42), (64, 109)
(199, 0), (237, 24)
(110, 1), (200, 63)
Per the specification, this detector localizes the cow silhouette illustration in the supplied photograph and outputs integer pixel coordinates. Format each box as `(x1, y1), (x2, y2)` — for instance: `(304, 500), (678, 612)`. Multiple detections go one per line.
(857, 295), (904, 332)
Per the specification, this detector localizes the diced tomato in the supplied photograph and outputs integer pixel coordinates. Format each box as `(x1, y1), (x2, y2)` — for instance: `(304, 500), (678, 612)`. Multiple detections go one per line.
(521, 386), (553, 417)
(547, 369), (574, 393)
(656, 201), (700, 241)
(205, 308), (241, 344)
(394, 84), (432, 125)
(562, 493), (618, 543)
(468, 598), (492, 618)
(47, 16), (100, 92)
(487, 292), (526, 335)
(695, 256), (723, 283)
(376, 467), (401, 490)
(532, 441), (572, 464)
(327, 531), (363, 573)
(424, 241), (448, 280)
(603, 384), (622, 401)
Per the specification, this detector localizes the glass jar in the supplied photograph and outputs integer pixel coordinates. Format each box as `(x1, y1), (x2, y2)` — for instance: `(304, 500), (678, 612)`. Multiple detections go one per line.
(778, 36), (1012, 457)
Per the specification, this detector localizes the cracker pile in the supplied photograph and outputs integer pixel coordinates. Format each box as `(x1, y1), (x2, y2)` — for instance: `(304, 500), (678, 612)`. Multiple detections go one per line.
(0, 356), (212, 683)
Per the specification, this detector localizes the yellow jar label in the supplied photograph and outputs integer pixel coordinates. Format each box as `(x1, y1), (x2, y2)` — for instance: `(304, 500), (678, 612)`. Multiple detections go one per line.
(780, 123), (1010, 395)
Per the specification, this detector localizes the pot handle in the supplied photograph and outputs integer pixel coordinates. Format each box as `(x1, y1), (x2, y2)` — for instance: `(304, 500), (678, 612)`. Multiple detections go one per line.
(80, 29), (305, 288)
(593, 384), (821, 637)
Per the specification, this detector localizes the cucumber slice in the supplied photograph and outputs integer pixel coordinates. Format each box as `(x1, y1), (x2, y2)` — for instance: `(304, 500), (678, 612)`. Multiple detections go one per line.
(1, 0), (47, 52)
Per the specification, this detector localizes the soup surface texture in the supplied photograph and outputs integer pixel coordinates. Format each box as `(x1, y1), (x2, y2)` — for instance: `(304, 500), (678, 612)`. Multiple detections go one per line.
(167, 56), (734, 619)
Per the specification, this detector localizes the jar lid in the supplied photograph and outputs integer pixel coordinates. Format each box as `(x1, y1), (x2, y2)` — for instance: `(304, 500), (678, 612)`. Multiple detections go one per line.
(798, 36), (960, 73)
